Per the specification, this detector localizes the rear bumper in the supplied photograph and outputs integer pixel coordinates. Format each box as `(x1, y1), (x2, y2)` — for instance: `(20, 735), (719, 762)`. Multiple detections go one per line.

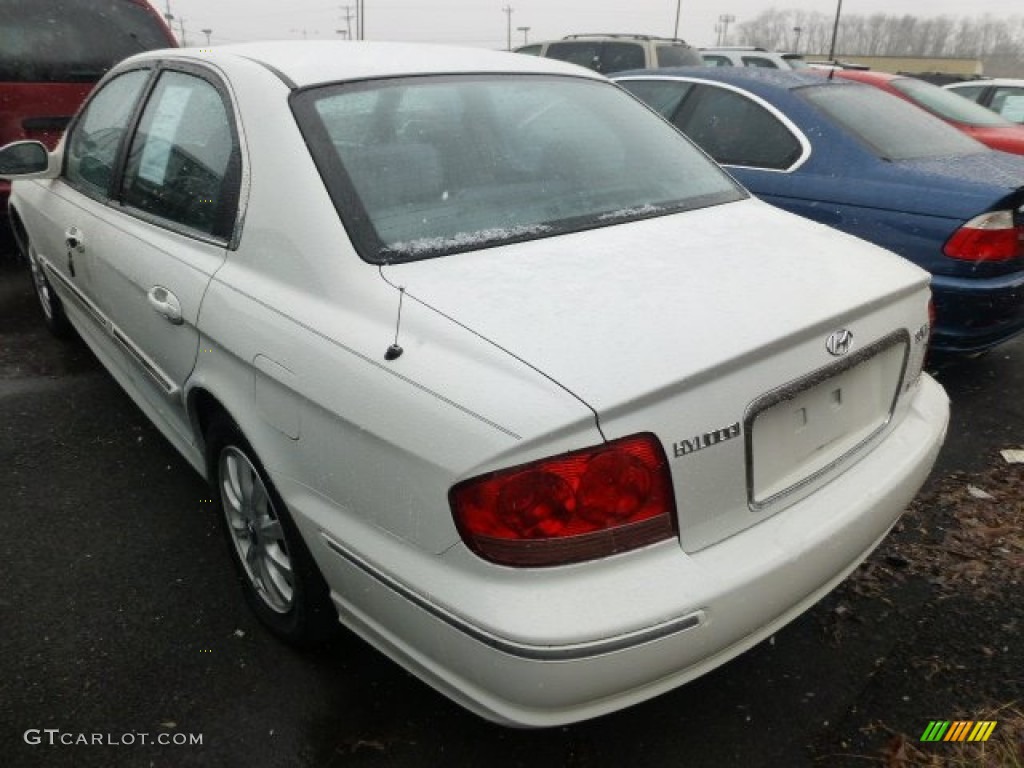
(931, 270), (1024, 354)
(296, 375), (948, 727)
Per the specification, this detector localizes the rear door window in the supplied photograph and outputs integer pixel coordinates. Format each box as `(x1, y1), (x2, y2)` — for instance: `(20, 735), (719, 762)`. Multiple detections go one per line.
(741, 56), (780, 69)
(674, 84), (803, 169)
(120, 70), (240, 238)
(0, 0), (171, 83)
(947, 84), (986, 103)
(702, 55), (733, 67)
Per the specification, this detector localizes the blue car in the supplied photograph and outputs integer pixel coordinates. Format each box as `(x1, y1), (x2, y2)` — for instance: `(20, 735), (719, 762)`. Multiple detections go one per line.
(614, 68), (1024, 354)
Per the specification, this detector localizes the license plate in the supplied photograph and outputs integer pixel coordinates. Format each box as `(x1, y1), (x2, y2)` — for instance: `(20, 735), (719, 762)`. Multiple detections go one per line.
(747, 335), (908, 508)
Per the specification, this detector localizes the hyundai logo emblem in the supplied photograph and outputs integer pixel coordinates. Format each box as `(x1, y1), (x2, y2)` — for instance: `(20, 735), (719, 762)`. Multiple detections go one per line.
(826, 329), (854, 356)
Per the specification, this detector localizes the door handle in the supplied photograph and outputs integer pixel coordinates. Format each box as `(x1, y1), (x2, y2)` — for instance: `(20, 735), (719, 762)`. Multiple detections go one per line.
(147, 286), (184, 325)
(65, 226), (84, 252)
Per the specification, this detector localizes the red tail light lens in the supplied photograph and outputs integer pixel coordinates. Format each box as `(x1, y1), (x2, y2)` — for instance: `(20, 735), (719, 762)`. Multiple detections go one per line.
(450, 433), (677, 567)
(943, 210), (1024, 262)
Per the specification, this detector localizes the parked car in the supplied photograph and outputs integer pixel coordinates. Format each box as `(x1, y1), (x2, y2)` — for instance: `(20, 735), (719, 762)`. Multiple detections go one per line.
(833, 70), (1024, 155)
(514, 33), (700, 74)
(944, 78), (1024, 125)
(1, 41), (948, 727)
(615, 67), (1024, 354)
(0, 0), (177, 220)
(700, 46), (806, 69)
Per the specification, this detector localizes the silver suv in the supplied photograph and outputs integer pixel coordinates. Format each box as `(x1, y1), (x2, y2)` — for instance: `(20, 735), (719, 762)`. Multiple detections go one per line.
(515, 34), (700, 75)
(700, 47), (806, 70)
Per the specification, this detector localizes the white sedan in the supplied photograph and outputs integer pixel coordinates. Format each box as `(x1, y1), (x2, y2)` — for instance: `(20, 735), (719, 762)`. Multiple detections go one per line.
(0, 41), (949, 727)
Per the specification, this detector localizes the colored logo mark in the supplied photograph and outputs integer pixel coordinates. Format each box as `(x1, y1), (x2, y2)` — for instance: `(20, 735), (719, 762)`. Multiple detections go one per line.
(920, 720), (998, 742)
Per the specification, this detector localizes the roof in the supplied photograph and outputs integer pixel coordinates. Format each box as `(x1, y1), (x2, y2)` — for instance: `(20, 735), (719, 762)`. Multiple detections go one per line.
(126, 41), (603, 88)
(615, 65), (837, 91)
(946, 78), (1024, 88)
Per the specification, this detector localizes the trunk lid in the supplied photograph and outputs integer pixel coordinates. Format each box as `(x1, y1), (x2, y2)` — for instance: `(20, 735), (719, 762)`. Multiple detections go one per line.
(387, 199), (931, 549)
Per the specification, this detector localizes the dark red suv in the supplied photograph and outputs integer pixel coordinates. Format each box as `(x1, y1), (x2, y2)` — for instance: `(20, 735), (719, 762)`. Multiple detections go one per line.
(0, 0), (177, 216)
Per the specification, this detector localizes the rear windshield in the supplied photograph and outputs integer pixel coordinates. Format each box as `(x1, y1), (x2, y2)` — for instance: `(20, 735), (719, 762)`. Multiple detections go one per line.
(889, 77), (1014, 127)
(545, 42), (646, 74)
(292, 74), (744, 263)
(799, 82), (986, 160)
(0, 0), (171, 82)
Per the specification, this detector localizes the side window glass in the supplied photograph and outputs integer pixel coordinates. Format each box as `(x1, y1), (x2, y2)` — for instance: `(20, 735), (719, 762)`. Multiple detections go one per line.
(993, 88), (1024, 123)
(600, 43), (646, 74)
(702, 55), (733, 67)
(546, 42), (601, 71)
(656, 45), (700, 68)
(949, 85), (984, 102)
(121, 70), (239, 238)
(675, 85), (802, 170)
(619, 80), (694, 120)
(742, 57), (778, 69)
(65, 69), (150, 196)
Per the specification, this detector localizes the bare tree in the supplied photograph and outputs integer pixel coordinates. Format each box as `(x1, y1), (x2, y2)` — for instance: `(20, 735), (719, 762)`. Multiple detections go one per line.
(734, 8), (1024, 58)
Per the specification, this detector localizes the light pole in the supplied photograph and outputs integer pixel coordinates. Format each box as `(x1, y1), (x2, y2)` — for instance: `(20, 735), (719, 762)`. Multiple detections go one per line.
(828, 0), (843, 63)
(673, 0), (681, 39)
(502, 6), (513, 51)
(792, 25), (801, 53)
(516, 26), (530, 45)
(201, 28), (212, 45)
(717, 14), (735, 46)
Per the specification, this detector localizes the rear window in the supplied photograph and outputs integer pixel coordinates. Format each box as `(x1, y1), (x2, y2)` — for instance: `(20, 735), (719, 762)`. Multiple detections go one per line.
(0, 0), (172, 82)
(293, 74), (743, 263)
(800, 82), (986, 160)
(890, 77), (1013, 128)
(544, 42), (646, 74)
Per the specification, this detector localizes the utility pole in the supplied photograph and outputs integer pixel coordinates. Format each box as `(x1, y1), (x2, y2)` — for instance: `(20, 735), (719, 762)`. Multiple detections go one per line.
(201, 28), (212, 45)
(516, 26), (530, 45)
(502, 5), (513, 51)
(828, 0), (843, 62)
(340, 5), (354, 41)
(163, 0), (176, 43)
(178, 16), (187, 47)
(717, 14), (735, 46)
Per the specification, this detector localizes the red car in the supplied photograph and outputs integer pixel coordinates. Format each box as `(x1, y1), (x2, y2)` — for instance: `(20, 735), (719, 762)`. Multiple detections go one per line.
(0, 0), (177, 217)
(834, 70), (1024, 155)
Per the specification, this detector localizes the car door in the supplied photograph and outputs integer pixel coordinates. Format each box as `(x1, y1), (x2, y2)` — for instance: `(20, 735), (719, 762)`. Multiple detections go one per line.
(20, 67), (154, 348)
(82, 63), (242, 448)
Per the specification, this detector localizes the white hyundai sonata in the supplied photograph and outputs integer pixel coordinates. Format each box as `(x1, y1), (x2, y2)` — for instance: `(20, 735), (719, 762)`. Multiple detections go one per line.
(1, 41), (948, 727)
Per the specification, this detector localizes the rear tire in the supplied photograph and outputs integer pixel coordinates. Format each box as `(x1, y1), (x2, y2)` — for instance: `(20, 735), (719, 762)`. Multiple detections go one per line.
(207, 416), (339, 647)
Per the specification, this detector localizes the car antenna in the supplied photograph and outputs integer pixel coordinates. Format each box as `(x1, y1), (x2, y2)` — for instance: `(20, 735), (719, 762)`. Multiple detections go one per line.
(385, 286), (405, 361)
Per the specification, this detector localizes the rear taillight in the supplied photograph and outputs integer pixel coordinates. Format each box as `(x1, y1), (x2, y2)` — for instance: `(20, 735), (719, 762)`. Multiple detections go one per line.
(450, 433), (677, 567)
(943, 210), (1024, 262)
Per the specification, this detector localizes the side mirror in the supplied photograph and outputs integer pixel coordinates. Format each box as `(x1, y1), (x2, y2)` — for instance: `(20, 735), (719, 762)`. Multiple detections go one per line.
(0, 141), (61, 180)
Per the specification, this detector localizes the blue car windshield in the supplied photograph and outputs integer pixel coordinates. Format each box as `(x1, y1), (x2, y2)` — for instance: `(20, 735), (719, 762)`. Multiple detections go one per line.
(799, 82), (987, 161)
(292, 74), (744, 263)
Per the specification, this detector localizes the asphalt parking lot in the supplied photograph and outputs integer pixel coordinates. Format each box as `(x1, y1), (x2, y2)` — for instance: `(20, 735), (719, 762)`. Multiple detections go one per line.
(1, 250), (1021, 768)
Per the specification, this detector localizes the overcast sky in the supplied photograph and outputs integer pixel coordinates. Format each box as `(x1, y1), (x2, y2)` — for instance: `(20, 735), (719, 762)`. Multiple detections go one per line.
(163, 0), (1020, 50)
